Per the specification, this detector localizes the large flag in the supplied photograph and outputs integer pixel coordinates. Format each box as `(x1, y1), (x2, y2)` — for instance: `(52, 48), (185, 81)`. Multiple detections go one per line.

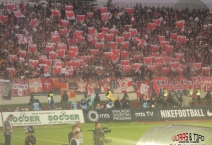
(28, 79), (43, 93)
(52, 78), (61, 90)
(11, 79), (28, 96)
(76, 80), (87, 92)
(137, 81), (150, 98)
(113, 78), (135, 93)
(41, 78), (53, 92)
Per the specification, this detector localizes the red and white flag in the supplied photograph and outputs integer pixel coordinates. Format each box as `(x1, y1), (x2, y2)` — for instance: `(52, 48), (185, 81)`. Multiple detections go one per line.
(144, 57), (152, 65)
(104, 52), (112, 59)
(177, 36), (186, 44)
(86, 12), (93, 19)
(66, 11), (75, 19)
(113, 78), (134, 93)
(153, 19), (161, 26)
(158, 35), (165, 42)
(150, 45), (159, 52)
(121, 41), (129, 49)
(65, 5), (73, 11)
(170, 62), (180, 71)
(57, 49), (65, 58)
(176, 20), (184, 28)
(132, 63), (143, 72)
(90, 49), (99, 55)
(51, 32), (60, 43)
(49, 51), (57, 59)
(7, 3), (15, 11)
(121, 60), (129, 65)
(101, 13), (109, 21)
(122, 32), (131, 40)
(88, 27), (96, 34)
(126, 8), (134, 14)
(109, 28), (118, 35)
(19, 50), (26, 58)
(29, 59), (39, 67)
(193, 63), (201, 70)
(14, 11), (25, 18)
(109, 42), (118, 49)
(129, 28), (137, 36)
(105, 33), (114, 41)
(53, 66), (62, 75)
(77, 15), (85, 23)
(58, 43), (67, 50)
(170, 33), (177, 39)
(95, 42), (104, 49)
(122, 65), (131, 71)
(116, 36), (124, 44)
(59, 29), (68, 35)
(96, 33), (104, 41)
(202, 67), (210, 75)
(121, 51), (129, 58)
(147, 23), (156, 30)
(102, 27), (109, 34)
(7, 68), (15, 75)
(41, 78), (53, 92)
(29, 18), (37, 27)
(165, 45), (173, 53)
(99, 7), (107, 13)
(160, 41), (170, 48)
(51, 10), (60, 17)
(60, 19), (69, 27)
(28, 44), (37, 53)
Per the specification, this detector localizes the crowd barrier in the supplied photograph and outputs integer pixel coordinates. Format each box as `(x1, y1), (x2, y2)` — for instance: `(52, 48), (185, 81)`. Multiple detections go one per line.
(84, 106), (212, 122)
(0, 76), (212, 98)
(0, 110), (84, 127)
(1, 106), (212, 127)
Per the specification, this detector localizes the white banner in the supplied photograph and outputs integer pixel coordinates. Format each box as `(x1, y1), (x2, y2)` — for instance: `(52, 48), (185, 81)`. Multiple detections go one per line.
(2, 110), (84, 127)
(0, 113), (2, 127)
(15, 34), (32, 44)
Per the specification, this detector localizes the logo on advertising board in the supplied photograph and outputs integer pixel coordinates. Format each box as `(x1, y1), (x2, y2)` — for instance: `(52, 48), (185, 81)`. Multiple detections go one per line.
(12, 113), (41, 126)
(206, 109), (212, 117)
(171, 132), (205, 145)
(160, 109), (205, 119)
(87, 110), (111, 122)
(48, 111), (80, 124)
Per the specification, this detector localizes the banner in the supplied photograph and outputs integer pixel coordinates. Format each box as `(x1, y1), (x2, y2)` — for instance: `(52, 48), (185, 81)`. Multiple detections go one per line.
(192, 76), (212, 91)
(15, 34), (32, 44)
(76, 80), (87, 92)
(137, 81), (150, 98)
(153, 77), (193, 94)
(85, 108), (158, 122)
(12, 79), (28, 96)
(27, 79), (43, 93)
(41, 78), (53, 92)
(112, 78), (135, 93)
(158, 107), (212, 121)
(1, 110), (84, 126)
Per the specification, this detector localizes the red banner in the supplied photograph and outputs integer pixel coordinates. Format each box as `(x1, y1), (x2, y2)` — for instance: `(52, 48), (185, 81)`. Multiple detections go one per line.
(41, 78), (53, 92)
(153, 77), (193, 95)
(137, 81), (150, 98)
(192, 77), (212, 91)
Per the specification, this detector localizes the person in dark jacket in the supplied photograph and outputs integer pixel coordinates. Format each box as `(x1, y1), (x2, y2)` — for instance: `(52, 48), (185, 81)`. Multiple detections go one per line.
(204, 90), (211, 106)
(122, 96), (130, 108)
(114, 96), (122, 108)
(68, 125), (78, 144)
(61, 91), (69, 110)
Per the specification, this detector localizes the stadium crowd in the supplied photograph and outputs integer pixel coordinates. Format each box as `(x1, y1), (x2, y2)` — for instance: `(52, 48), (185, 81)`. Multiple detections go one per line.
(0, 1), (212, 81)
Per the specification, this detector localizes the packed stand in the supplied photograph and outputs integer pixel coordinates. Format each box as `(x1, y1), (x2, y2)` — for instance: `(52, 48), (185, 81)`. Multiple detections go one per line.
(0, 1), (212, 81)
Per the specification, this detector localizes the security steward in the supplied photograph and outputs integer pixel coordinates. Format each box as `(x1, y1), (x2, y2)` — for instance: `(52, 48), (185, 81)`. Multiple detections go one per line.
(189, 88), (194, 98)
(93, 122), (104, 145)
(25, 126), (36, 145)
(48, 91), (54, 103)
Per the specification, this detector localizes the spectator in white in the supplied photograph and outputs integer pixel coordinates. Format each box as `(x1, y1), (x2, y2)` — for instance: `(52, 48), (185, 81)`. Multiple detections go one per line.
(49, 96), (56, 110)
(15, 107), (20, 112)
(95, 104), (101, 109)
(4, 114), (15, 145)
(75, 121), (83, 145)
(106, 98), (114, 109)
(33, 99), (40, 111)
(70, 131), (81, 145)
(71, 98), (78, 110)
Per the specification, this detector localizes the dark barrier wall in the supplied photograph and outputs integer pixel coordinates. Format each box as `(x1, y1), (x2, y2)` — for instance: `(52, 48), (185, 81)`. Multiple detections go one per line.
(85, 107), (212, 122)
